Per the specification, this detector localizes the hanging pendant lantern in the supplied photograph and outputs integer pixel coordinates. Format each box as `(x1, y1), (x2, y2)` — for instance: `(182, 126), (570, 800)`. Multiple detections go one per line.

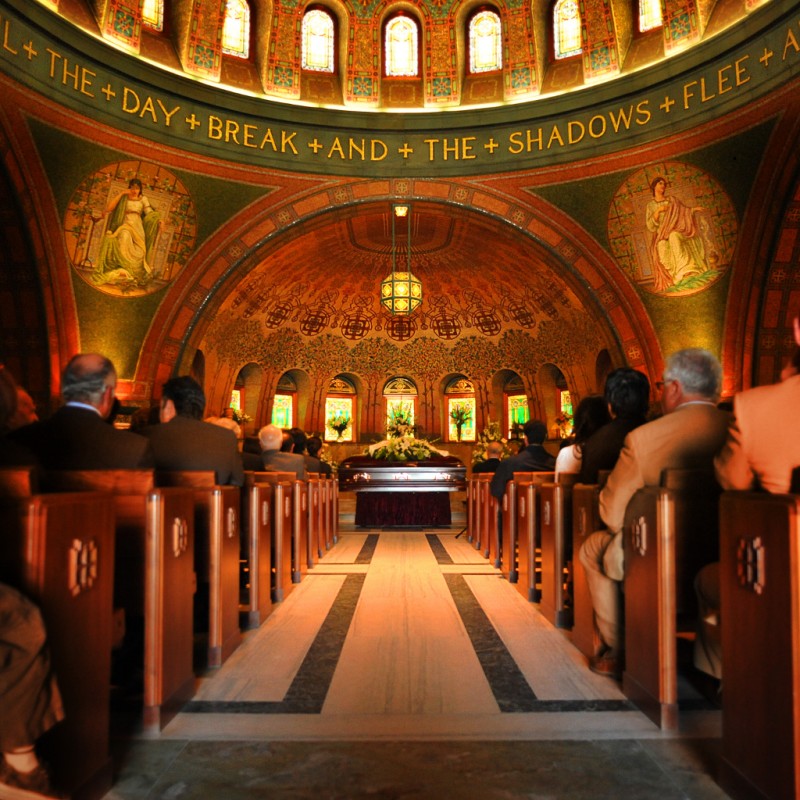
(380, 203), (422, 315)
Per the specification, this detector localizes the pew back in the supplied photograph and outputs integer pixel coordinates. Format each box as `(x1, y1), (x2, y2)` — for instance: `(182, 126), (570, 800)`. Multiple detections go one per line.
(241, 481), (273, 628)
(539, 475), (577, 628)
(719, 491), (800, 800)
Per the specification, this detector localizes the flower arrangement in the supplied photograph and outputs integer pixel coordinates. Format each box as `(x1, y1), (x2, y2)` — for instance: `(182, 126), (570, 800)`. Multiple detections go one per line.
(449, 403), (472, 441)
(326, 412), (351, 441)
(367, 435), (449, 462)
(554, 412), (573, 438)
(386, 402), (415, 438)
(231, 408), (252, 425)
(471, 420), (513, 465)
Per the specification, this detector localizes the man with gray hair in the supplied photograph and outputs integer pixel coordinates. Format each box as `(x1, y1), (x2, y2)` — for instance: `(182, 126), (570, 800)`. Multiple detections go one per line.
(578, 348), (730, 678)
(258, 423), (306, 479)
(10, 352), (153, 470)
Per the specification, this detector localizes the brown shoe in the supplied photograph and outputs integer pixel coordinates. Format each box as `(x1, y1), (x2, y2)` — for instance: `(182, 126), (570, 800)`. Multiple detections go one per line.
(589, 651), (621, 679)
(0, 759), (65, 800)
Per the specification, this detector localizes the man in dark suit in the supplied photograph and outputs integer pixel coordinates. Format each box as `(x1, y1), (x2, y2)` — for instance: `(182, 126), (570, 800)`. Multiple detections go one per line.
(579, 367), (651, 484)
(490, 420), (555, 499)
(306, 435), (332, 476)
(10, 353), (154, 470)
(141, 376), (244, 486)
(472, 440), (504, 474)
(258, 424), (306, 479)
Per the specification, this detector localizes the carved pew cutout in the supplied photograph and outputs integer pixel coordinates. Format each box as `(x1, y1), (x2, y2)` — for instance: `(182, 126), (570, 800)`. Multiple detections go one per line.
(241, 475), (273, 629)
(0, 490), (115, 800)
(46, 469), (196, 730)
(719, 491), (800, 800)
(156, 471), (241, 669)
(622, 468), (720, 729)
(250, 472), (295, 601)
(539, 472), (578, 628)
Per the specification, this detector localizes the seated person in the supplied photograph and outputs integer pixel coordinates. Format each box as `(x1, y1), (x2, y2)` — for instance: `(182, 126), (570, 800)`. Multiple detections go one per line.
(473, 441), (504, 474)
(0, 583), (64, 800)
(579, 368), (650, 484)
(241, 436), (265, 471)
(578, 349), (730, 678)
(490, 420), (555, 499)
(258, 424), (306, 479)
(10, 353), (154, 471)
(693, 315), (800, 681)
(306, 435), (331, 476)
(206, 408), (241, 440)
(142, 376), (244, 486)
(0, 367), (39, 468)
(554, 396), (610, 477)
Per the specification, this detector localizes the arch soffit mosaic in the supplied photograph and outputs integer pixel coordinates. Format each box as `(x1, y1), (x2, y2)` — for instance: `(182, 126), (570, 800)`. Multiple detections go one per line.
(143, 186), (662, 390)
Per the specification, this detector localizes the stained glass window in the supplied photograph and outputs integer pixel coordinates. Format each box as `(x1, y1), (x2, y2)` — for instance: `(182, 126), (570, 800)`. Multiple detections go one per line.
(507, 394), (529, 438)
(469, 10), (502, 74)
(302, 8), (335, 72)
(638, 0), (663, 32)
(142, 0), (164, 31)
(385, 15), (418, 77)
(554, 0), (582, 60)
(229, 389), (242, 412)
(325, 397), (354, 442)
(386, 396), (415, 434)
(272, 394), (293, 429)
(222, 0), (250, 59)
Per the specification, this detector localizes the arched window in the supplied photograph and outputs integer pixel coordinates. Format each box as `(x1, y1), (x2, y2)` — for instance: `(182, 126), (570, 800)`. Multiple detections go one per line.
(302, 8), (335, 73)
(638, 0), (663, 32)
(222, 0), (251, 59)
(325, 376), (356, 442)
(503, 374), (529, 439)
(272, 374), (297, 428)
(384, 377), (417, 435)
(468, 9), (502, 74)
(554, 0), (582, 60)
(385, 14), (419, 77)
(142, 0), (164, 31)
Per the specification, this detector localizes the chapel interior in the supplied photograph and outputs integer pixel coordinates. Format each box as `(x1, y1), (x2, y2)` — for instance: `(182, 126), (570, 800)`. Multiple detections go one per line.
(1, 0), (799, 795)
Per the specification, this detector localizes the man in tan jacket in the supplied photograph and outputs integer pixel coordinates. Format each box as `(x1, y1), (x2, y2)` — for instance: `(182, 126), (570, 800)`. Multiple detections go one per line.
(579, 348), (730, 677)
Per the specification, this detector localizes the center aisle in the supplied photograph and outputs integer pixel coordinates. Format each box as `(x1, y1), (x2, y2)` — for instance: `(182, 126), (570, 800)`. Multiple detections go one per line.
(162, 528), (715, 742)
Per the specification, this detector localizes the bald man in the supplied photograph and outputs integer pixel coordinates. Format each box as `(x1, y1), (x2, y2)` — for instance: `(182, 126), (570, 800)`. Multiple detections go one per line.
(10, 353), (154, 470)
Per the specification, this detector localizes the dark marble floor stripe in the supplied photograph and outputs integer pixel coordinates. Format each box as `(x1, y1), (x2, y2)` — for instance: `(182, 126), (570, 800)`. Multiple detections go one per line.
(425, 534), (453, 564)
(354, 534), (379, 564)
(184, 573), (366, 716)
(444, 573), (540, 712)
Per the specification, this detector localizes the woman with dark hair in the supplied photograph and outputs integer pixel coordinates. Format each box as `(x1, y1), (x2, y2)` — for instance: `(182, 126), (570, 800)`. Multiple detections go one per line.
(555, 395), (611, 477)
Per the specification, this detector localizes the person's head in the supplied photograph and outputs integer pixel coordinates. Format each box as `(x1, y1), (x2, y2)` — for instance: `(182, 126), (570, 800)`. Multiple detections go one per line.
(660, 348), (722, 413)
(160, 376), (206, 422)
(485, 441), (504, 460)
(62, 353), (118, 419)
(128, 178), (143, 196)
(289, 427), (307, 454)
(604, 368), (651, 420)
(258, 423), (283, 452)
(280, 431), (294, 452)
(571, 395), (611, 446)
(523, 419), (547, 446)
(306, 435), (323, 458)
(8, 386), (38, 430)
(650, 176), (666, 196)
(0, 365), (19, 433)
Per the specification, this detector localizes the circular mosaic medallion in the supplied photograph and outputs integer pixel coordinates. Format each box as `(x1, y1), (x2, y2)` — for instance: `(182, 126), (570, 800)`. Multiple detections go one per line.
(607, 161), (737, 297)
(64, 161), (196, 298)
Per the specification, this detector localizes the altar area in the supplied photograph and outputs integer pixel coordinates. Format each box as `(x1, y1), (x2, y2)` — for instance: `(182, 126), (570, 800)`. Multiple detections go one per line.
(338, 454), (467, 528)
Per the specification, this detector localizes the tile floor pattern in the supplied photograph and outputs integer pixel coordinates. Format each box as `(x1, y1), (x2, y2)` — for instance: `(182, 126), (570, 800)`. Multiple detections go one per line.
(105, 526), (731, 799)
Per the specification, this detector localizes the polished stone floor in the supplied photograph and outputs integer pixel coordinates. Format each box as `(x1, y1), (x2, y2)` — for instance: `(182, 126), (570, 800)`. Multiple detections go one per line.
(103, 523), (731, 799)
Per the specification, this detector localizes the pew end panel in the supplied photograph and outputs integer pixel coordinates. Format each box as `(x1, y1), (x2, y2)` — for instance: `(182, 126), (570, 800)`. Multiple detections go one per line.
(501, 481), (518, 579)
(719, 491), (800, 800)
(515, 481), (538, 602)
(539, 481), (574, 628)
(0, 466), (39, 497)
(622, 487), (678, 729)
(241, 482), (274, 629)
(0, 492), (116, 800)
(270, 481), (295, 602)
(292, 479), (309, 583)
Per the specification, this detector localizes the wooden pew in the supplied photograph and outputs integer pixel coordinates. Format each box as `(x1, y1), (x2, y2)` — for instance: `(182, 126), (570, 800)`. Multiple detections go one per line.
(306, 473), (322, 564)
(718, 491), (800, 800)
(571, 481), (605, 659)
(156, 471), (241, 669)
(539, 472), (579, 628)
(241, 475), (273, 629)
(498, 472), (540, 574)
(622, 468), (721, 729)
(250, 472), (295, 602)
(0, 483), (115, 800)
(292, 478), (309, 582)
(515, 479), (538, 601)
(46, 470), (196, 731)
(320, 476), (335, 550)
